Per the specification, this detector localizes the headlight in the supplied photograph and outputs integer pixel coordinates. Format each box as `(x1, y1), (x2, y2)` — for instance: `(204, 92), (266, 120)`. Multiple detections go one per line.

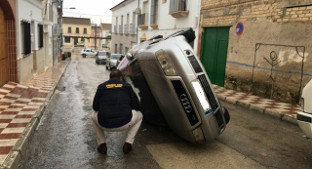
(192, 80), (211, 112)
(156, 50), (176, 76)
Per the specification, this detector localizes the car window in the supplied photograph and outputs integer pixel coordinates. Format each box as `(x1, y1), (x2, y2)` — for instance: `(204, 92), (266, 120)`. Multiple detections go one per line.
(111, 54), (122, 59)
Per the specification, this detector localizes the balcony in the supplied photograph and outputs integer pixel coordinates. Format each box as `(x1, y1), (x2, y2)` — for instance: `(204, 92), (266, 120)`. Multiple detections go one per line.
(138, 13), (148, 30)
(130, 23), (135, 34)
(169, 0), (189, 18)
(114, 25), (117, 33)
(119, 24), (123, 34)
(124, 24), (129, 34)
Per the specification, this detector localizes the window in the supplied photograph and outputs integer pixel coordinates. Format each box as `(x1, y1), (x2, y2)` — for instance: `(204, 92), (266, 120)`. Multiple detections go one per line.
(120, 15), (123, 33)
(65, 37), (71, 43)
(170, 0), (187, 13)
(38, 24), (44, 48)
(125, 47), (129, 54)
(115, 44), (118, 53)
(131, 12), (136, 34)
(22, 21), (31, 56)
(150, 0), (159, 25)
(119, 43), (123, 54)
(115, 16), (118, 33)
(83, 28), (87, 34)
(68, 27), (72, 33)
(74, 37), (78, 45)
(76, 27), (79, 33)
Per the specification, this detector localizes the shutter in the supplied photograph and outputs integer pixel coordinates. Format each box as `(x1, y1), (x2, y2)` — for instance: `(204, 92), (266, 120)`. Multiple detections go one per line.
(169, 0), (178, 13)
(23, 21), (31, 55)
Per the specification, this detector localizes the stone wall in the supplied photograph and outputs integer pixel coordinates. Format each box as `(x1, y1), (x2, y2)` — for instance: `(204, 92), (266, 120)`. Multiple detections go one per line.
(200, 0), (312, 103)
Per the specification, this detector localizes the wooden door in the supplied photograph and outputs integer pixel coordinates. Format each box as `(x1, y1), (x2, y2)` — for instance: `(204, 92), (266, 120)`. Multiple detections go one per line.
(0, 6), (8, 87)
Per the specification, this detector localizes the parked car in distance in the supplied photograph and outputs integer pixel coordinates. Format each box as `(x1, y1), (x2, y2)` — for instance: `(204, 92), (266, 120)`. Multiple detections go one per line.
(95, 51), (110, 64)
(106, 54), (124, 70)
(297, 79), (312, 138)
(81, 48), (98, 58)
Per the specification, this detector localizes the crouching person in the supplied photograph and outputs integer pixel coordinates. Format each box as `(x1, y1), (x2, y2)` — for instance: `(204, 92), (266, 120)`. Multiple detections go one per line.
(92, 70), (143, 154)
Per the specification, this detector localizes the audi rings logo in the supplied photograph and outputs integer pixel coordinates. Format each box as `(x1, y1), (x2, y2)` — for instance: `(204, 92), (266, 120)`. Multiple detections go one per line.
(179, 94), (193, 113)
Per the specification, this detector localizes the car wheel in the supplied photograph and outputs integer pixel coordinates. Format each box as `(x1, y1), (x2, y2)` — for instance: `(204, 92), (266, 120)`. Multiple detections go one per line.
(95, 60), (99, 64)
(82, 54), (86, 58)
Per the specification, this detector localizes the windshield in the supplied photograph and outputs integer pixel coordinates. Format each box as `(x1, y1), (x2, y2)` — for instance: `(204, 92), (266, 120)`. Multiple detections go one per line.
(111, 54), (122, 59)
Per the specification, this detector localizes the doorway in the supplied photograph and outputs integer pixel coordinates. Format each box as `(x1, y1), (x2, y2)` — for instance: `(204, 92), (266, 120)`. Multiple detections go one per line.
(200, 27), (229, 87)
(0, 6), (8, 86)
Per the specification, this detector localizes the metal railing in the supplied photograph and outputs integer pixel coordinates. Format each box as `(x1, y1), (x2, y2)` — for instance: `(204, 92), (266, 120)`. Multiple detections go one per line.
(124, 24), (129, 34)
(119, 24), (123, 34)
(114, 25), (117, 33)
(138, 13), (148, 26)
(130, 23), (135, 34)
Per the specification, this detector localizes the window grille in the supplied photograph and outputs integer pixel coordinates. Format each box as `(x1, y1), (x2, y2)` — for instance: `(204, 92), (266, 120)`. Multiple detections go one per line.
(22, 21), (31, 56)
(38, 24), (44, 48)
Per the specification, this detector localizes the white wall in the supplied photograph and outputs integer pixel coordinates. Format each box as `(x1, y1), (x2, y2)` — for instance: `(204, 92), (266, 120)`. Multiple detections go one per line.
(111, 0), (137, 34)
(138, 0), (201, 55)
(16, 0), (44, 59)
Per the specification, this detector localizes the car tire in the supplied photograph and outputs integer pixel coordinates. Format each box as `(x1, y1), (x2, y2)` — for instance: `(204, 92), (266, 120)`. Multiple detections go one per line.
(82, 54), (86, 58)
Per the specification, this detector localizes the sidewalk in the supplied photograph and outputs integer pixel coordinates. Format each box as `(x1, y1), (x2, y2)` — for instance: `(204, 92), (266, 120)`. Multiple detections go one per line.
(0, 61), (299, 168)
(212, 85), (300, 124)
(0, 61), (69, 169)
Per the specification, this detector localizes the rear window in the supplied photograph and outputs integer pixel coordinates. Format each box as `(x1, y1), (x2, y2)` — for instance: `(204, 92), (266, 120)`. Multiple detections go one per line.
(99, 52), (109, 56)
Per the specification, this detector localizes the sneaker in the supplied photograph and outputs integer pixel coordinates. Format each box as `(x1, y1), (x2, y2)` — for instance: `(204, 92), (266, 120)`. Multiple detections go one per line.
(97, 143), (107, 154)
(122, 142), (132, 154)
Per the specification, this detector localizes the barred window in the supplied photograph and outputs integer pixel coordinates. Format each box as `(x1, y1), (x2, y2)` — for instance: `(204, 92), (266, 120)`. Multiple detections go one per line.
(150, 0), (159, 24)
(38, 24), (44, 48)
(22, 21), (31, 56)
(169, 0), (187, 13)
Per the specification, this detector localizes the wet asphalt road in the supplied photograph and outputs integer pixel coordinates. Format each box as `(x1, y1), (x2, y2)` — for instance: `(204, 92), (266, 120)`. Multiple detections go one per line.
(17, 54), (312, 169)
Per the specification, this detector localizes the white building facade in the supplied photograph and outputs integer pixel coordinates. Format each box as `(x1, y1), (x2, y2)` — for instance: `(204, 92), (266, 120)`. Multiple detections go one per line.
(16, 0), (45, 83)
(137, 0), (201, 55)
(111, 0), (138, 55)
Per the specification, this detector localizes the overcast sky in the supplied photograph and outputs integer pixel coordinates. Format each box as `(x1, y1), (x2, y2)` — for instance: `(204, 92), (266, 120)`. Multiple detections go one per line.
(63, 0), (124, 24)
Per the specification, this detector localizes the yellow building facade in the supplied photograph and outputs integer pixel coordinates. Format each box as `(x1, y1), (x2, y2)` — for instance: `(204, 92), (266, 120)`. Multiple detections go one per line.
(63, 17), (91, 51)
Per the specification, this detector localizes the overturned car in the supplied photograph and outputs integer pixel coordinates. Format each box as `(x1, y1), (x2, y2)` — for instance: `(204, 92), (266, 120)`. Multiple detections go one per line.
(118, 28), (230, 143)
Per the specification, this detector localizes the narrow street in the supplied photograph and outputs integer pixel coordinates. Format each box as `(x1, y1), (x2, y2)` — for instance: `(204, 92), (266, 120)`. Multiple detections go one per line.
(17, 54), (312, 169)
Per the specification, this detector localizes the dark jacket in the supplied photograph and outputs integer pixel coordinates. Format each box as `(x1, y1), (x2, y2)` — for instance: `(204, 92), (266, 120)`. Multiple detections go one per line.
(92, 78), (140, 128)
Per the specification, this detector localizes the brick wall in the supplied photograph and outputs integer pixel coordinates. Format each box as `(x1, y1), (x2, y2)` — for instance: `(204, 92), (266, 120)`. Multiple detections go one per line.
(200, 0), (312, 104)
(201, 0), (312, 27)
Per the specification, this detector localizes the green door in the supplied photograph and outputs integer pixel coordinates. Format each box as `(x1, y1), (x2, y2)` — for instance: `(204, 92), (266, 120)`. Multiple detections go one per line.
(200, 27), (229, 87)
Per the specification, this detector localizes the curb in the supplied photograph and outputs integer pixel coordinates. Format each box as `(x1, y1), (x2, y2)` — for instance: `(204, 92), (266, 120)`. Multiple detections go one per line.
(1, 61), (70, 169)
(217, 94), (298, 125)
